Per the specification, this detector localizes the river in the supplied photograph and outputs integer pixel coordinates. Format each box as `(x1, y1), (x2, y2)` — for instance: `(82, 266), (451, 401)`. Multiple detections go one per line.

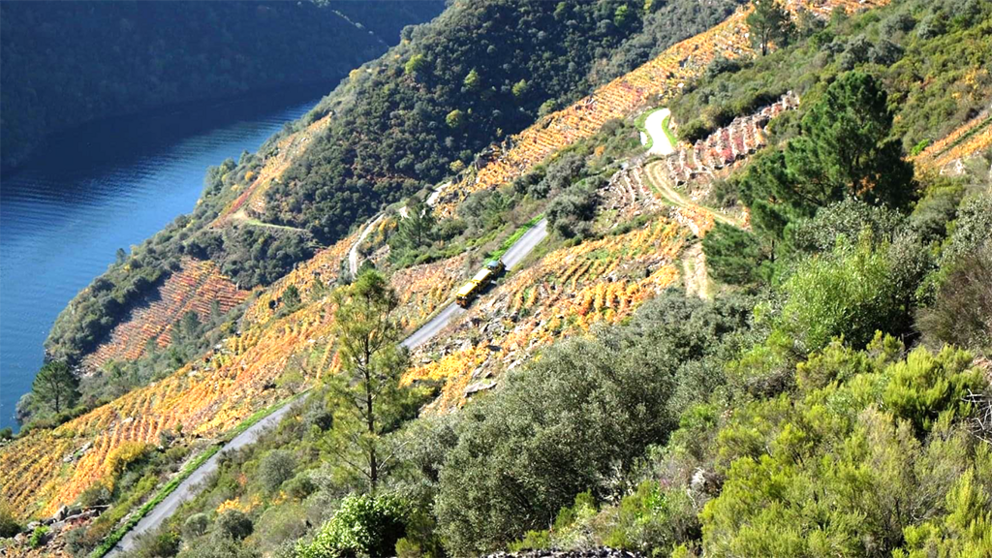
(0, 84), (332, 431)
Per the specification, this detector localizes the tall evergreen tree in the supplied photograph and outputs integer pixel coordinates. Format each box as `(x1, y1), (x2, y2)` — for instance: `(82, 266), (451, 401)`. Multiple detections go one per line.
(327, 270), (410, 493)
(32, 361), (79, 414)
(746, 0), (794, 56)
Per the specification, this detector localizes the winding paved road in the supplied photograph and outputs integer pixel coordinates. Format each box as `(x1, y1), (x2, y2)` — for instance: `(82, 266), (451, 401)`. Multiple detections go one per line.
(109, 401), (298, 555)
(108, 219), (549, 552)
(348, 213), (385, 277)
(642, 108), (675, 156)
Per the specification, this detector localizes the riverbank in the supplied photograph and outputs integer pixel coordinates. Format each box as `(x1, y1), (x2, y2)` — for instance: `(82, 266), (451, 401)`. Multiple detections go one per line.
(0, 85), (332, 432)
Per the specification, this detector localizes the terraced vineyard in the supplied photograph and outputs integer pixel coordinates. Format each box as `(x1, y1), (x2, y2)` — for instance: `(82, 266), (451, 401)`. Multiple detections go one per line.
(404, 218), (688, 411)
(665, 92), (799, 185)
(913, 107), (992, 172)
(243, 230), (357, 325)
(431, 7), (755, 216)
(3, 299), (337, 518)
(84, 258), (249, 369)
(391, 254), (470, 332)
(2, 0), (901, 524)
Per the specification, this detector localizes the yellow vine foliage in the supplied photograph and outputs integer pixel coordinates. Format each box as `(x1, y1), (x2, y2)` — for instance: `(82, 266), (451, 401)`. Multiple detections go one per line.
(404, 218), (688, 412)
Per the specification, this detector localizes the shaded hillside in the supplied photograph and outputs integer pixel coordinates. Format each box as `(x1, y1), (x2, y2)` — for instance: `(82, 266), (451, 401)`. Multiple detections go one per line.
(0, 0), (444, 170)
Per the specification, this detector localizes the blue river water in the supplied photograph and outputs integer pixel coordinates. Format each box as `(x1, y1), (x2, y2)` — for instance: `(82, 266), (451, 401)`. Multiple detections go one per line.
(0, 85), (331, 431)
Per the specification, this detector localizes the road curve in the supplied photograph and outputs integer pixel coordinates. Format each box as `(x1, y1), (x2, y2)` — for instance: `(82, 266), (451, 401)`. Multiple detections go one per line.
(106, 219), (550, 551)
(108, 401), (298, 555)
(643, 108), (675, 156)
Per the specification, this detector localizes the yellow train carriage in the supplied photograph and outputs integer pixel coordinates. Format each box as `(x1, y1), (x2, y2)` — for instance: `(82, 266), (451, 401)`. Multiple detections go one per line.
(455, 259), (504, 307)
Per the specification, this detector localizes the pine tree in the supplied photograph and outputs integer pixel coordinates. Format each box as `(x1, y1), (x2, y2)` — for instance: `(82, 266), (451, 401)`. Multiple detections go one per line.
(32, 361), (79, 414)
(326, 270), (411, 493)
(746, 0), (794, 56)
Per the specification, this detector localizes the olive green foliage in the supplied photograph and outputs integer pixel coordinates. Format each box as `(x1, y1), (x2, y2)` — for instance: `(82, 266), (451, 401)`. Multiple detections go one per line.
(746, 0), (794, 56)
(182, 513), (210, 540)
(547, 178), (602, 239)
(29, 526), (49, 549)
(433, 292), (753, 555)
(700, 339), (990, 558)
(328, 270), (416, 493)
(296, 494), (406, 558)
(701, 222), (771, 286)
(216, 510), (254, 541)
(258, 450), (297, 495)
(0, 502), (20, 538)
(918, 245), (992, 351)
(705, 72), (915, 285)
(883, 345), (985, 435)
(780, 234), (908, 352)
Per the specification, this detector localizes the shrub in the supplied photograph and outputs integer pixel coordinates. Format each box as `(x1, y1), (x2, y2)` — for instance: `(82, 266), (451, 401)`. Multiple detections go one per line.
(29, 526), (50, 549)
(0, 502), (20, 538)
(183, 513), (210, 539)
(258, 450), (296, 494)
(78, 483), (112, 508)
(296, 493), (407, 558)
(883, 345), (986, 435)
(284, 474), (317, 501)
(547, 179), (600, 239)
(216, 509), (253, 541)
(106, 441), (151, 478)
(780, 234), (908, 352)
(917, 245), (992, 350)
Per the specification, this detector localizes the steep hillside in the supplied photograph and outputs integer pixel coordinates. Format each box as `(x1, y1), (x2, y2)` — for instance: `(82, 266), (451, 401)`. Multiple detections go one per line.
(5, 0), (992, 556)
(4, 0), (890, 521)
(0, 0), (445, 170)
(42, 0), (749, 374)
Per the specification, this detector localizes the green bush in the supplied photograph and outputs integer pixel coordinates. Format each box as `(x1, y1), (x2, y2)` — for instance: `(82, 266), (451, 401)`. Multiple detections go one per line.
(29, 526), (49, 549)
(883, 345), (986, 435)
(183, 513), (210, 539)
(258, 450), (296, 495)
(216, 509), (253, 541)
(0, 502), (20, 538)
(780, 234), (908, 352)
(296, 494), (406, 558)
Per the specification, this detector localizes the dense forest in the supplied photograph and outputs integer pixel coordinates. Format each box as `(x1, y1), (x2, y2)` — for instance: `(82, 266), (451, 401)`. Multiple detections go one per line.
(43, 0), (746, 367)
(0, 0), (445, 170)
(266, 0), (747, 244)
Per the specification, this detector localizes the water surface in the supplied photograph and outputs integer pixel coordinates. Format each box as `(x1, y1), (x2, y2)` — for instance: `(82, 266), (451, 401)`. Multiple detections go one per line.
(1, 85), (331, 431)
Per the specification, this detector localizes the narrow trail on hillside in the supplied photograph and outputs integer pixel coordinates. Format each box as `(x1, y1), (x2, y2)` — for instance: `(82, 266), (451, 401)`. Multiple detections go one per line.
(643, 160), (741, 228)
(349, 213), (385, 277)
(682, 243), (711, 300)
